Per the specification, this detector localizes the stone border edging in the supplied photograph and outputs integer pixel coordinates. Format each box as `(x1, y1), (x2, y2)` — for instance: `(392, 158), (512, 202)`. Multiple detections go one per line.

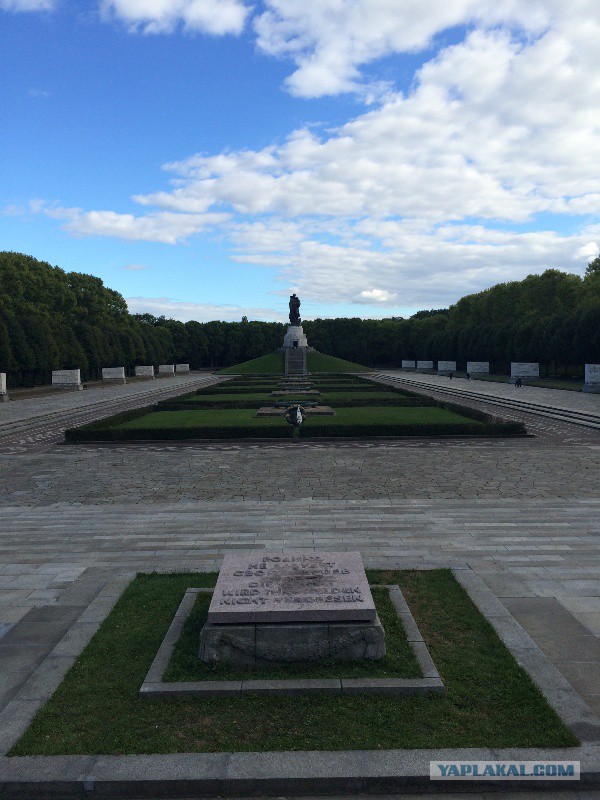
(1, 565), (600, 797)
(451, 567), (600, 745)
(139, 585), (444, 698)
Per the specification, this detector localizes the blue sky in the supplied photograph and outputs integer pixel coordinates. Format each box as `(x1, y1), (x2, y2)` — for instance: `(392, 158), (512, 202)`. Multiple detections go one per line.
(2, 1), (600, 322)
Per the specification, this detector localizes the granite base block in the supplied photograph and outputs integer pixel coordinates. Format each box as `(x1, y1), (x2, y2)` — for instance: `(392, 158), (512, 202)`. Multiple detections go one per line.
(199, 617), (385, 666)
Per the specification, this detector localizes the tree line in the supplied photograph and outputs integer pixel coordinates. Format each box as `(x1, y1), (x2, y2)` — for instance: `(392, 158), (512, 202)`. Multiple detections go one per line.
(1, 251), (600, 386)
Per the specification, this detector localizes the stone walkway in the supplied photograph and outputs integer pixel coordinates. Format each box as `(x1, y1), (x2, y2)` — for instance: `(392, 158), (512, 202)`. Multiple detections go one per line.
(0, 371), (599, 755)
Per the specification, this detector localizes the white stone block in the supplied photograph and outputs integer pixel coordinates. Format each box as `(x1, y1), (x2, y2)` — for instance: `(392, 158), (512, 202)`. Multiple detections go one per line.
(467, 361), (489, 374)
(401, 360), (415, 369)
(0, 372), (6, 393)
(135, 365), (155, 378)
(416, 360), (433, 370)
(437, 360), (456, 372)
(52, 369), (82, 390)
(585, 364), (600, 385)
(176, 363), (190, 373)
(102, 367), (126, 383)
(511, 362), (539, 378)
(158, 364), (175, 375)
(283, 325), (308, 349)
(583, 364), (600, 392)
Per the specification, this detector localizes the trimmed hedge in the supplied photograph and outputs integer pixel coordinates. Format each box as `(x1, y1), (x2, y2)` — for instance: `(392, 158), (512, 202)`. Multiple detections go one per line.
(299, 422), (525, 438)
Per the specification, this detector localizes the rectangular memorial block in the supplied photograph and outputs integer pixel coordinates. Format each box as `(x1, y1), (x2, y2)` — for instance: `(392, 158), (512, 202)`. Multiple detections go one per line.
(511, 362), (539, 378)
(135, 365), (154, 378)
(437, 360), (456, 372)
(401, 360), (415, 369)
(0, 372), (6, 394)
(585, 364), (600, 385)
(416, 360), (433, 370)
(176, 363), (190, 373)
(52, 369), (82, 389)
(467, 361), (489, 374)
(102, 367), (126, 381)
(158, 364), (175, 375)
(208, 551), (376, 624)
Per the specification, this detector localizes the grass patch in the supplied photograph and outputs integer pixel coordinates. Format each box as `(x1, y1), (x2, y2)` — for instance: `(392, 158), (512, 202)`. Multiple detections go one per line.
(219, 353), (284, 374)
(307, 352), (370, 372)
(165, 587), (420, 681)
(11, 570), (577, 755)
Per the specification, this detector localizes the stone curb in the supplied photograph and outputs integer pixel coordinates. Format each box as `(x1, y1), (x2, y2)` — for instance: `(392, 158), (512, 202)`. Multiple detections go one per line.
(139, 586), (444, 698)
(0, 747), (599, 797)
(451, 568), (600, 746)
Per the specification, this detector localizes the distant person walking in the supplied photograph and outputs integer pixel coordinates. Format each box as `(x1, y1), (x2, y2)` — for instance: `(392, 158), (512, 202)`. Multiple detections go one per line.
(466, 372), (471, 380)
(515, 376), (522, 387)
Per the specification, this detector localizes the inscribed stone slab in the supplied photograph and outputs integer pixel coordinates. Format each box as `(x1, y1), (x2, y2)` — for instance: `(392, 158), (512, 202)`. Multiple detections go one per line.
(52, 369), (81, 386)
(511, 362), (539, 378)
(416, 361), (433, 370)
(585, 364), (600, 385)
(158, 364), (175, 375)
(467, 361), (490, 374)
(176, 364), (190, 373)
(208, 551), (376, 624)
(102, 367), (125, 381)
(135, 366), (154, 377)
(0, 373), (6, 394)
(437, 361), (456, 372)
(401, 360), (415, 368)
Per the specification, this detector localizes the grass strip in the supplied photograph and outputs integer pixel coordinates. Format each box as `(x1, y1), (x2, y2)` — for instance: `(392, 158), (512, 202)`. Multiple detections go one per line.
(11, 570), (577, 755)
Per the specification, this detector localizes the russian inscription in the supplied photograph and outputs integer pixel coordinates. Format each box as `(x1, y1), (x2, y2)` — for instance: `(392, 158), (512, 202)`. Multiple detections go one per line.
(207, 551), (376, 624)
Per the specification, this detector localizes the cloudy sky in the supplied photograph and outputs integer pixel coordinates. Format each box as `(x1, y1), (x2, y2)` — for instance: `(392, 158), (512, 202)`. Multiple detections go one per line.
(2, 0), (600, 322)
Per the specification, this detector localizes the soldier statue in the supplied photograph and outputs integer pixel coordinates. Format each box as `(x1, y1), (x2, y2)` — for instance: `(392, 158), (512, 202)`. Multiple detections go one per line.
(289, 293), (301, 325)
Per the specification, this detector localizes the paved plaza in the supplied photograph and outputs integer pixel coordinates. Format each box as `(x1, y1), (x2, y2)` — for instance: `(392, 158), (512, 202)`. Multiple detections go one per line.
(0, 370), (600, 794)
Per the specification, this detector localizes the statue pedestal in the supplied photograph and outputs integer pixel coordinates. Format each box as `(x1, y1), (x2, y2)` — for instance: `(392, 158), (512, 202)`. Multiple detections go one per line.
(283, 325), (308, 348)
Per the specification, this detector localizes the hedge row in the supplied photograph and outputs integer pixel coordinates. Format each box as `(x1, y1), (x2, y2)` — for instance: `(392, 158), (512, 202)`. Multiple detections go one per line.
(299, 421), (526, 438)
(65, 424), (294, 442)
(157, 396), (438, 411)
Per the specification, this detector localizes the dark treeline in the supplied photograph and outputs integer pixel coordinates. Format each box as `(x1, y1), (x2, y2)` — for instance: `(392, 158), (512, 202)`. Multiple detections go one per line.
(2, 251), (600, 386)
(305, 264), (600, 374)
(0, 252), (284, 386)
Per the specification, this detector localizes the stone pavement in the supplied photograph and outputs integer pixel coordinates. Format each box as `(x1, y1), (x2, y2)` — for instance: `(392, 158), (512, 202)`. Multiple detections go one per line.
(0, 371), (599, 785)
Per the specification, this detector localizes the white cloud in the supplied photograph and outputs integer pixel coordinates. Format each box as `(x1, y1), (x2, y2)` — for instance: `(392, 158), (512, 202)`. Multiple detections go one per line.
(0, 0), (54, 10)
(253, 0), (554, 98)
(357, 289), (398, 304)
(126, 295), (285, 322)
(28, 88), (51, 98)
(101, 0), (249, 34)
(574, 242), (599, 261)
(42, 204), (229, 244)
(122, 263), (149, 270)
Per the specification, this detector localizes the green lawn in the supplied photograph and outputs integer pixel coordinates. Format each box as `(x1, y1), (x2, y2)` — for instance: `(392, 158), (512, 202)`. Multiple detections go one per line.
(307, 352), (370, 372)
(219, 353), (284, 374)
(117, 409), (287, 429)
(11, 570), (577, 755)
(302, 406), (482, 426)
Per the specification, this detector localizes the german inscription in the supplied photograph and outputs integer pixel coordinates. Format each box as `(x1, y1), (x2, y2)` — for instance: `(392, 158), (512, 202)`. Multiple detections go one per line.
(207, 551), (376, 624)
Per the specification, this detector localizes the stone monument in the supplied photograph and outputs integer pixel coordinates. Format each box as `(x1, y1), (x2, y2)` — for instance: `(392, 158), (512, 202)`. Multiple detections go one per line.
(0, 372), (8, 402)
(135, 365), (155, 379)
(511, 362), (539, 381)
(282, 293), (309, 375)
(199, 551), (385, 666)
(583, 364), (600, 393)
(102, 366), (126, 384)
(52, 369), (83, 391)
(466, 361), (489, 375)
